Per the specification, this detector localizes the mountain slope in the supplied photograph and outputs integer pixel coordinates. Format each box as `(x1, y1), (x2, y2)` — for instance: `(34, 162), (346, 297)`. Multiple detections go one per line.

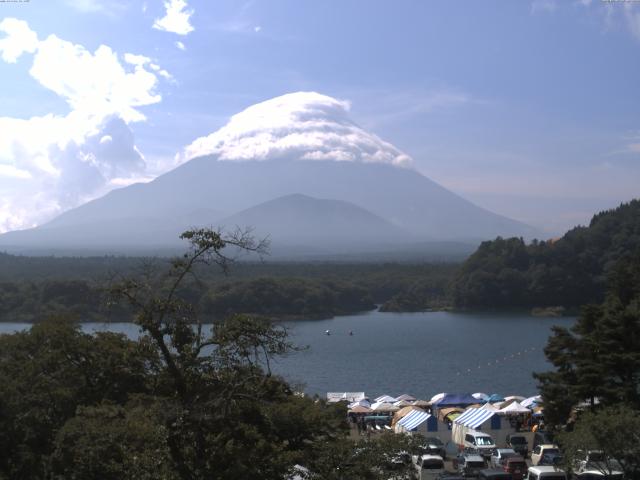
(0, 159), (538, 254)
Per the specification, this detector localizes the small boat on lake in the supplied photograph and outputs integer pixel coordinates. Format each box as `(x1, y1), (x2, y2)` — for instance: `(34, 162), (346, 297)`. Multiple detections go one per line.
(325, 329), (331, 335)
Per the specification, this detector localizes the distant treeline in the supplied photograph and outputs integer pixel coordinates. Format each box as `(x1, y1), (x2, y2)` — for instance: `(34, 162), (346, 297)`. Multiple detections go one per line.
(450, 199), (640, 309)
(0, 257), (456, 322)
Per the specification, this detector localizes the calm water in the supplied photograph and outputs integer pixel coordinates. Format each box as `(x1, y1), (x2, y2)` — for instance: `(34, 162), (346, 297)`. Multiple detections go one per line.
(0, 310), (574, 400)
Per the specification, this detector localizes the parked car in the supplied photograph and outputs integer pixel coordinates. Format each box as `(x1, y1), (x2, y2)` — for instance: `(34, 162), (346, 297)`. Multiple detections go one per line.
(506, 434), (529, 458)
(573, 451), (624, 480)
(532, 432), (554, 450)
(491, 449), (518, 468)
(503, 456), (528, 480)
(464, 432), (496, 460)
(531, 445), (560, 466)
(478, 468), (513, 480)
(413, 454), (445, 480)
(538, 452), (563, 467)
(437, 473), (466, 480)
(525, 466), (567, 480)
(422, 436), (447, 459)
(454, 453), (486, 477)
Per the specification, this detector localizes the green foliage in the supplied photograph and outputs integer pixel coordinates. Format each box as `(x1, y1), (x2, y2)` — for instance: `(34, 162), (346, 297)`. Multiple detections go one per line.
(451, 199), (640, 308)
(557, 405), (640, 480)
(534, 249), (640, 426)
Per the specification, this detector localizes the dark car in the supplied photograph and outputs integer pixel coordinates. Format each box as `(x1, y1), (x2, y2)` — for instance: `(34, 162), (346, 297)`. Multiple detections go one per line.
(437, 473), (466, 480)
(503, 456), (528, 480)
(532, 431), (554, 450)
(422, 436), (447, 459)
(454, 453), (487, 477)
(505, 434), (529, 458)
(478, 469), (513, 480)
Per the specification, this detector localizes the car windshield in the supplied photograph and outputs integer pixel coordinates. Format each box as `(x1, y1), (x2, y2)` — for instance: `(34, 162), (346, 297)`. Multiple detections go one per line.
(510, 437), (526, 445)
(423, 460), (444, 469)
(544, 449), (559, 455)
(469, 461), (485, 468)
(543, 476), (566, 480)
(476, 437), (494, 446)
(427, 437), (444, 446)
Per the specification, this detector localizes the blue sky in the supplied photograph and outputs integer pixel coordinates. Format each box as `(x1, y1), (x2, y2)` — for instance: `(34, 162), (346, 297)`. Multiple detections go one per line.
(0, 0), (639, 234)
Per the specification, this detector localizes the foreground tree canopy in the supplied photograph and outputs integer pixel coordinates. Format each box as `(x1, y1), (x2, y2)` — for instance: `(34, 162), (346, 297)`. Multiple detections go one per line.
(0, 229), (424, 480)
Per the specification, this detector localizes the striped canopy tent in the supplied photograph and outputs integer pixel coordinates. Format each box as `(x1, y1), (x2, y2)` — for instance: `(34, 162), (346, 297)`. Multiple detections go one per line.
(392, 405), (424, 426)
(454, 407), (498, 429)
(348, 405), (372, 414)
(396, 393), (416, 402)
(396, 409), (432, 431)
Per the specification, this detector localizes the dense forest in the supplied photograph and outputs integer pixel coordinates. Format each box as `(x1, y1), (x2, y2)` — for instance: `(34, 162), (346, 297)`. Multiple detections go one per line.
(0, 254), (456, 322)
(450, 200), (640, 309)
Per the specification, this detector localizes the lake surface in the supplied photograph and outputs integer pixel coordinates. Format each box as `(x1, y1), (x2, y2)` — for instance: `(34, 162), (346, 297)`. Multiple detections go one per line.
(0, 310), (574, 400)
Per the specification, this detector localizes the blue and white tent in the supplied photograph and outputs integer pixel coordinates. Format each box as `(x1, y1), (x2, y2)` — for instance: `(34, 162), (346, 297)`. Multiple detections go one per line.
(454, 408), (497, 429)
(397, 410), (432, 431)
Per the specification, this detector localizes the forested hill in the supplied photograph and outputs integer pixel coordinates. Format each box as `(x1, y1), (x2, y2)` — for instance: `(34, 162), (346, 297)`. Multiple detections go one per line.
(450, 199), (640, 309)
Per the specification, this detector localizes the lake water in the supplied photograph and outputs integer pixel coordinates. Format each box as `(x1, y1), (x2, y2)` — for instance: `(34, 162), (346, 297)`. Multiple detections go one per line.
(0, 310), (574, 400)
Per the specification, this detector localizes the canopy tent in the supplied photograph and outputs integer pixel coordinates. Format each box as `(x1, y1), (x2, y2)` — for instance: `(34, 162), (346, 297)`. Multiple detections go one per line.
(481, 402), (500, 412)
(374, 395), (397, 403)
(487, 393), (505, 403)
(432, 393), (479, 407)
(504, 395), (526, 402)
(348, 399), (371, 409)
(454, 407), (497, 429)
(396, 394), (416, 402)
(327, 392), (366, 403)
(499, 401), (531, 414)
(521, 395), (542, 408)
(430, 392), (447, 403)
(411, 400), (431, 408)
(472, 392), (489, 401)
(397, 410), (432, 431)
(370, 401), (399, 412)
(392, 406), (424, 426)
(437, 407), (464, 422)
(393, 400), (411, 407)
(348, 405), (372, 414)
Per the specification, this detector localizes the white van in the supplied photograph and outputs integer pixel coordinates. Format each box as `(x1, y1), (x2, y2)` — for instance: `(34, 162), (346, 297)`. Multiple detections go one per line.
(412, 454), (445, 480)
(525, 466), (568, 480)
(464, 432), (496, 459)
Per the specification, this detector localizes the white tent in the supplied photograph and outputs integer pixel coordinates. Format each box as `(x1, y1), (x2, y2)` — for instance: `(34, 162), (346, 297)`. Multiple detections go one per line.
(481, 402), (500, 411)
(375, 394), (397, 403)
(327, 392), (366, 403)
(499, 401), (531, 414)
(472, 392), (489, 401)
(396, 394), (416, 402)
(371, 401), (399, 412)
(348, 399), (371, 409)
(504, 395), (526, 402)
(393, 400), (411, 407)
(430, 392), (446, 403)
(521, 395), (542, 408)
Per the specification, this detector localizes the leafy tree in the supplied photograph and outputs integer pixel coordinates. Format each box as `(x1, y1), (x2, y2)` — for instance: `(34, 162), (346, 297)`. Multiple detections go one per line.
(534, 250), (640, 426)
(557, 405), (640, 480)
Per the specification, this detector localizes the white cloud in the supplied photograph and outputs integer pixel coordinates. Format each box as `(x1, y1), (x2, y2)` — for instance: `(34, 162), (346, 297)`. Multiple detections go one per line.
(624, 4), (640, 40)
(153, 0), (194, 36)
(179, 92), (413, 168)
(0, 18), (166, 232)
(175, 40), (186, 50)
(0, 18), (38, 63)
(531, 0), (557, 14)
